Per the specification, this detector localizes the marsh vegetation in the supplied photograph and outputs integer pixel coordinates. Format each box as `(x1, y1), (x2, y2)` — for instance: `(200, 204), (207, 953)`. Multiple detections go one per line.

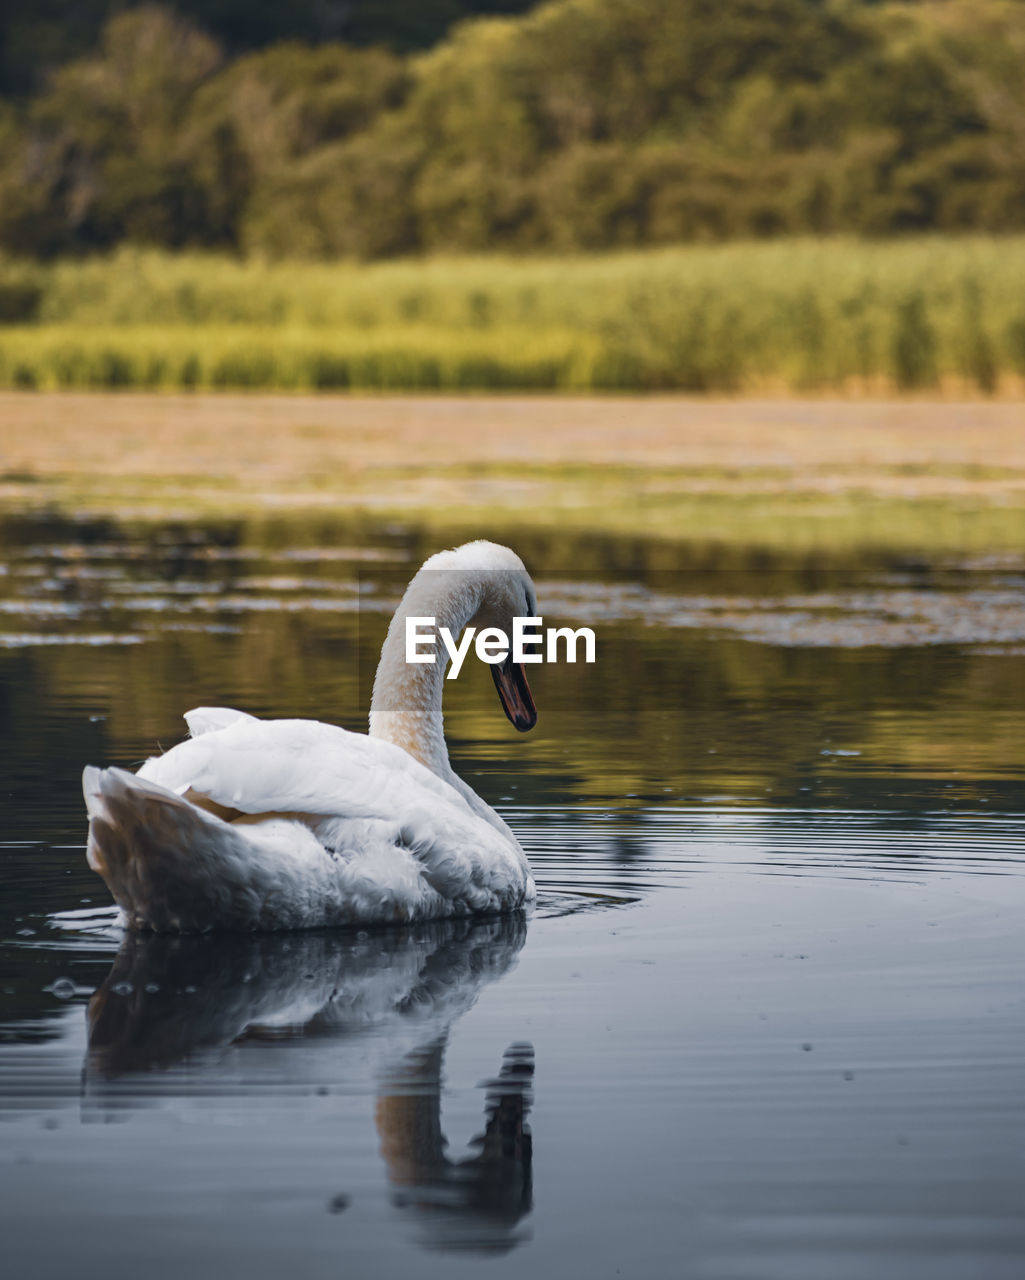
(2, 238), (1025, 393)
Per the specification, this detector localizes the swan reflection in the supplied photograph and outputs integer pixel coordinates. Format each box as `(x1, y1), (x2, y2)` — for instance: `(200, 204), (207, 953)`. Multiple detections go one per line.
(85, 914), (533, 1253)
(377, 1038), (534, 1253)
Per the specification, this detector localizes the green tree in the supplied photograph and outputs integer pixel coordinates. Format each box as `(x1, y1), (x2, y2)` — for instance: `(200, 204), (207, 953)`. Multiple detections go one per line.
(184, 41), (410, 249)
(0, 1), (538, 95)
(0, 7), (221, 254)
(4, 0), (1025, 258)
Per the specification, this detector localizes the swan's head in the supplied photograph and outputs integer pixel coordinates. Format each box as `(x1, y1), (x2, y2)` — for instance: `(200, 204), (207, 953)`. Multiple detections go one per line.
(420, 541), (538, 732)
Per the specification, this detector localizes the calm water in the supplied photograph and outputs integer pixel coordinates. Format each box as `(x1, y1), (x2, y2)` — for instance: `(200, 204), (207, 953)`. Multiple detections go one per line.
(1, 513), (1024, 1279)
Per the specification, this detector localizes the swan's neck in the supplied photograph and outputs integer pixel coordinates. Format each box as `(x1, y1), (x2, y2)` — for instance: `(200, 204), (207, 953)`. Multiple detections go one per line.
(368, 569), (482, 785)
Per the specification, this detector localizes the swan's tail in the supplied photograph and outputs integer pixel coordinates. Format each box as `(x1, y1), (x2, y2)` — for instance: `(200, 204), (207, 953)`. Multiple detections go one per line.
(82, 766), (329, 932)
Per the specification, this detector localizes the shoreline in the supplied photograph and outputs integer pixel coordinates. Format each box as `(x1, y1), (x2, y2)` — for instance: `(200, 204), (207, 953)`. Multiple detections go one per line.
(2, 392), (1023, 554)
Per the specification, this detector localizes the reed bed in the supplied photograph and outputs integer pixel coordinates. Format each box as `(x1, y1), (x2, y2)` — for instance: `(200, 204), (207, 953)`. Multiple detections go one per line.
(0, 327), (605, 392)
(2, 238), (1025, 393)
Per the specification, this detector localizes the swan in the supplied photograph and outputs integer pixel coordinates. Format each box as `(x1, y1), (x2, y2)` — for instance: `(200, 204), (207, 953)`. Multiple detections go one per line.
(82, 540), (539, 932)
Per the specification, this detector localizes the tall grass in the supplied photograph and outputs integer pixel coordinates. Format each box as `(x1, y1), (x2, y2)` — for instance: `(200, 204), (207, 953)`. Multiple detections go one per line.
(0, 327), (604, 391)
(2, 237), (1025, 392)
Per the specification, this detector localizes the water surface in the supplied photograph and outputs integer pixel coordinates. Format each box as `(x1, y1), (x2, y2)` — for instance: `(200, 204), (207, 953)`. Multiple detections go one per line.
(1, 513), (1023, 1278)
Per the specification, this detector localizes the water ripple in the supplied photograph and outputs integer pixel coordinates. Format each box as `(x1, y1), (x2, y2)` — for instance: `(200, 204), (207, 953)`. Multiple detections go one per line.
(515, 805), (1025, 900)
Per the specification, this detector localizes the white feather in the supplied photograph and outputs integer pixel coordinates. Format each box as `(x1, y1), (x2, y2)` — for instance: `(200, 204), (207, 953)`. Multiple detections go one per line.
(184, 705), (257, 738)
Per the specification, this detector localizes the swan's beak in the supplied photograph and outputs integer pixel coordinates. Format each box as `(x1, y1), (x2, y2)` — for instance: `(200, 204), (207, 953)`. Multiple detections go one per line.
(492, 654), (537, 732)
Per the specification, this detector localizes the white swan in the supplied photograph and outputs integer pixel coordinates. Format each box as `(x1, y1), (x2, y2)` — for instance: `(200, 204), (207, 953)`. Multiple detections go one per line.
(82, 541), (539, 932)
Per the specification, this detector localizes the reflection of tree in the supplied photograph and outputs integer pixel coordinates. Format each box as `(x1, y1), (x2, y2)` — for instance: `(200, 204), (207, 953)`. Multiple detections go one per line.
(2, 510), (1021, 874)
(83, 914), (533, 1253)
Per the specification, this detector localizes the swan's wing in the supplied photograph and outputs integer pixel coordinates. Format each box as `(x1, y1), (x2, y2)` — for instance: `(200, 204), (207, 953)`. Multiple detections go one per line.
(138, 715), (473, 825)
(107, 716), (534, 924)
(184, 706), (258, 738)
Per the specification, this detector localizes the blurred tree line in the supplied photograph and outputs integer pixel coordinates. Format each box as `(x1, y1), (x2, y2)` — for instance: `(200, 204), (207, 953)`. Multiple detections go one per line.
(0, 2), (536, 94)
(1, 0), (1024, 260)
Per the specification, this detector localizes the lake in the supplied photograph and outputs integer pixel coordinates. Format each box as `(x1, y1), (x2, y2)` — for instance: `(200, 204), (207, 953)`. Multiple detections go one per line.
(1, 510), (1023, 1279)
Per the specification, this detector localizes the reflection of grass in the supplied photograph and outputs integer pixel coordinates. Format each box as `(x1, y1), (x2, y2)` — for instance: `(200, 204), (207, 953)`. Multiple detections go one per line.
(1, 392), (1023, 554)
(434, 493), (1025, 551)
(11, 472), (1025, 557)
(24, 560), (1023, 811)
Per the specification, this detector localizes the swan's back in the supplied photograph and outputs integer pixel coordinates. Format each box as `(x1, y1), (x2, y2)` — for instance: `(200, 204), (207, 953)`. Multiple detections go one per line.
(83, 711), (534, 932)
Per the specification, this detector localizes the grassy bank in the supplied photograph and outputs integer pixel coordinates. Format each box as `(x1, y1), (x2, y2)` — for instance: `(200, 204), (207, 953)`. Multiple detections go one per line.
(1, 392), (1023, 555)
(3, 238), (1025, 393)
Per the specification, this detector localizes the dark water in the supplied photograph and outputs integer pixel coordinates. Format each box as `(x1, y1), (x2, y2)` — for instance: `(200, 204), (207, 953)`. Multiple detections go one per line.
(1, 512), (1024, 1279)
